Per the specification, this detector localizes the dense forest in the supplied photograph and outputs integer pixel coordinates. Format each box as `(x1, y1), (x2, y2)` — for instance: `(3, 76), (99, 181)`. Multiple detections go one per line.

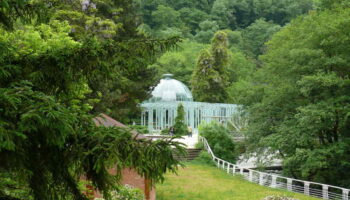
(139, 0), (315, 88)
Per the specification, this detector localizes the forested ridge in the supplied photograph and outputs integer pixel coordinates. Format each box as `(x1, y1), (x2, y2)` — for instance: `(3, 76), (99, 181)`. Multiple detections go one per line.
(141, 0), (316, 99)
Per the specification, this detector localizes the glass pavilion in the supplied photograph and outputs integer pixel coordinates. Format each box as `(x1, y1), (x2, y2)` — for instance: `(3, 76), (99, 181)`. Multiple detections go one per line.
(140, 74), (238, 132)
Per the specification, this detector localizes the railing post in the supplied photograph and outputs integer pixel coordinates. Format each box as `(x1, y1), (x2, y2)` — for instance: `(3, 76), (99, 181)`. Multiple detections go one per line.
(232, 165), (236, 174)
(222, 160), (225, 169)
(227, 164), (231, 174)
(304, 182), (310, 196)
(217, 159), (220, 168)
(287, 178), (292, 191)
(249, 170), (253, 182)
(240, 167), (244, 175)
(259, 173), (264, 185)
(342, 189), (349, 200)
(271, 175), (277, 188)
(322, 185), (329, 199)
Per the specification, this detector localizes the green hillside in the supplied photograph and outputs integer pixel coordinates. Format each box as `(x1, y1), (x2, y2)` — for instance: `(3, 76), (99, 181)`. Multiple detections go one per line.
(157, 163), (319, 200)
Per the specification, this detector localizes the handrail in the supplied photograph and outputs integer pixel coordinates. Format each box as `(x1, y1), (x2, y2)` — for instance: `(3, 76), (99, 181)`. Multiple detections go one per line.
(200, 136), (350, 200)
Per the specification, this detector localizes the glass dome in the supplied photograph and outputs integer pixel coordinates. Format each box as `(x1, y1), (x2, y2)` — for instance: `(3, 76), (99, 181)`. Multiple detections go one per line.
(148, 74), (193, 102)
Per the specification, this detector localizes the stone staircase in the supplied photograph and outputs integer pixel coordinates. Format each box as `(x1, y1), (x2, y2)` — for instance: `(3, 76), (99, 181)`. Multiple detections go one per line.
(173, 148), (202, 161)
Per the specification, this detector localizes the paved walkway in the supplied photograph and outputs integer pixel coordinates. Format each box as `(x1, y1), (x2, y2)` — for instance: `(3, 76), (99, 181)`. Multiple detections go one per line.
(144, 129), (199, 149)
(172, 129), (199, 148)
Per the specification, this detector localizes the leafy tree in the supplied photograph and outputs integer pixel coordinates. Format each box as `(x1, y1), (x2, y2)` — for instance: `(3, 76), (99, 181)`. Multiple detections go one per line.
(314, 0), (350, 10)
(243, 6), (350, 187)
(226, 50), (257, 103)
(151, 40), (209, 87)
(151, 5), (182, 29)
(242, 18), (281, 57)
(192, 31), (229, 103)
(137, 0), (167, 27)
(194, 20), (219, 43)
(173, 104), (187, 136)
(223, 29), (244, 51)
(179, 7), (209, 35)
(252, 0), (314, 26)
(199, 121), (237, 163)
(210, 0), (232, 29)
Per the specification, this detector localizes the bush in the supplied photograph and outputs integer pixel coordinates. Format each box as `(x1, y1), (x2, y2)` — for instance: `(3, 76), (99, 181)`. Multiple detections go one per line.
(193, 151), (214, 165)
(94, 185), (144, 200)
(195, 140), (204, 149)
(128, 125), (149, 134)
(199, 121), (238, 163)
(262, 196), (299, 200)
(160, 128), (170, 135)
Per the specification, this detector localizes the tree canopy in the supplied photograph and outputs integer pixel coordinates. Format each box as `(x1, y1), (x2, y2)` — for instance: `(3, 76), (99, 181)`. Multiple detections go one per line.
(241, 5), (350, 187)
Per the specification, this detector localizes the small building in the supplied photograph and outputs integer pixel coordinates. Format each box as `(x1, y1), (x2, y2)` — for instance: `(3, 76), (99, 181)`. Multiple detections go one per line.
(140, 74), (238, 132)
(93, 114), (156, 200)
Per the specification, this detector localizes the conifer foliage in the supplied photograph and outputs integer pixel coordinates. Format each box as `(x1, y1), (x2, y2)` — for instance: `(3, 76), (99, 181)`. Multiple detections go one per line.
(173, 103), (187, 136)
(191, 31), (229, 103)
(0, 1), (185, 200)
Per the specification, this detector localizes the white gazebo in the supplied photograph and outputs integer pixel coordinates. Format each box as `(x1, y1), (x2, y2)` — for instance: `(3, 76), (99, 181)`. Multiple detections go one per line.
(140, 74), (238, 132)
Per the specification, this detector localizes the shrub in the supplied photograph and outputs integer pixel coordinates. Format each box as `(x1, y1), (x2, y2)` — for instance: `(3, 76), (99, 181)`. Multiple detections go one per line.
(160, 128), (170, 135)
(128, 125), (149, 134)
(193, 151), (214, 165)
(94, 185), (144, 200)
(199, 121), (238, 163)
(195, 140), (204, 149)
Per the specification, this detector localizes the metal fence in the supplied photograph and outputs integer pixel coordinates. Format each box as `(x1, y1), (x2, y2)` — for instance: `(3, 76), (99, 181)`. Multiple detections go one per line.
(200, 137), (350, 200)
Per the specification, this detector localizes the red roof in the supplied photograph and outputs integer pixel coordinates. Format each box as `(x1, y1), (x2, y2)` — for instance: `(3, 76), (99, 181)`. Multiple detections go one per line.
(93, 113), (147, 140)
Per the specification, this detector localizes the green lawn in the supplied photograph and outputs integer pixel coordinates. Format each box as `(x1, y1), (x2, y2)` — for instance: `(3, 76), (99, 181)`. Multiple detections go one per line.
(156, 162), (320, 200)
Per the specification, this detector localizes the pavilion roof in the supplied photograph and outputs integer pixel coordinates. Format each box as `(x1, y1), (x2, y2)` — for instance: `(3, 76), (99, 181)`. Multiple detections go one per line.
(93, 113), (147, 140)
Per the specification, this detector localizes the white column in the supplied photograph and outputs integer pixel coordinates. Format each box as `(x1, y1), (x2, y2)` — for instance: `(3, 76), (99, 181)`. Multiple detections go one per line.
(240, 167), (244, 174)
(259, 173), (264, 185)
(342, 189), (349, 200)
(249, 170), (253, 182)
(232, 165), (236, 174)
(322, 185), (328, 199)
(304, 182), (310, 196)
(287, 178), (293, 191)
(149, 109), (153, 131)
(227, 164), (231, 174)
(271, 175), (277, 188)
(160, 108), (163, 130)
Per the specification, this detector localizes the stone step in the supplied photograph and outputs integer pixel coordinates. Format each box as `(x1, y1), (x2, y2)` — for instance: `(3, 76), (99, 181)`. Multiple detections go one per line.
(173, 148), (202, 161)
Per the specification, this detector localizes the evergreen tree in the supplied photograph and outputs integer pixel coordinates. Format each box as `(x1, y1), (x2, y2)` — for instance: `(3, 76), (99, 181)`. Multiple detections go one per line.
(0, 1), (185, 199)
(173, 103), (187, 136)
(191, 31), (229, 102)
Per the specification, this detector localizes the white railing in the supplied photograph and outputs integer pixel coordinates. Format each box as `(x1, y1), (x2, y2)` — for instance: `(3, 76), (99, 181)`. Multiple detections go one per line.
(200, 137), (350, 200)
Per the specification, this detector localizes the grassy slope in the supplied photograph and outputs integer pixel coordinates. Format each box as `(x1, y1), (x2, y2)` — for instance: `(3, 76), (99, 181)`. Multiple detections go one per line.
(157, 162), (319, 200)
